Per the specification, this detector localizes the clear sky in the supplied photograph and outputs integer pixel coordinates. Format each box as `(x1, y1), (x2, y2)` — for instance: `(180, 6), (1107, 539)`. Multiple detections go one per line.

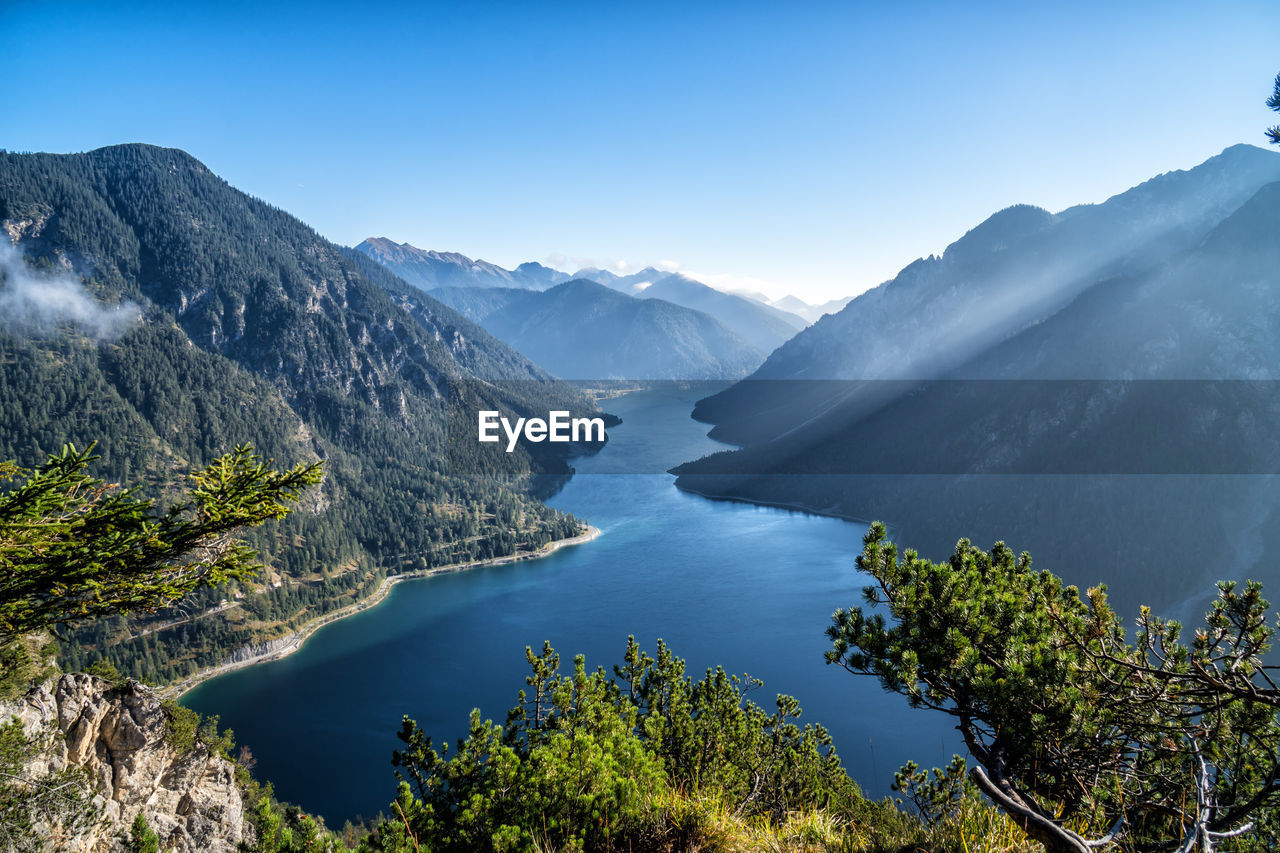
(3, 1), (1278, 302)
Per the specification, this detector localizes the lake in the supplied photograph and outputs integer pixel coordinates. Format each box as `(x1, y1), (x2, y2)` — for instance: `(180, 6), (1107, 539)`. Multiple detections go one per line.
(183, 383), (959, 825)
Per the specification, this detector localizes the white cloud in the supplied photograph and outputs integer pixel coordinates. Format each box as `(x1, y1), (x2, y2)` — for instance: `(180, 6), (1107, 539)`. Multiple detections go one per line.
(672, 266), (788, 301)
(541, 252), (865, 304)
(0, 243), (140, 340)
(544, 254), (633, 274)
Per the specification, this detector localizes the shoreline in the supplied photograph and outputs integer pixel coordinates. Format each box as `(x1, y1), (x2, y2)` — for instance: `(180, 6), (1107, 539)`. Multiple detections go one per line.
(673, 481), (872, 525)
(164, 524), (601, 700)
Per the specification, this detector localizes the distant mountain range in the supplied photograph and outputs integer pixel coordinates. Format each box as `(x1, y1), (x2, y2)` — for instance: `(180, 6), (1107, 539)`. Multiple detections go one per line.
(675, 143), (1280, 617)
(354, 241), (824, 372)
(429, 279), (763, 379)
(767, 293), (853, 324)
(622, 272), (805, 353)
(356, 237), (572, 291)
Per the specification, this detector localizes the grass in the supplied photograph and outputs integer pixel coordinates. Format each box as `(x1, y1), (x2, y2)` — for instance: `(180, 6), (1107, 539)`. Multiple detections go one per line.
(615, 786), (1045, 853)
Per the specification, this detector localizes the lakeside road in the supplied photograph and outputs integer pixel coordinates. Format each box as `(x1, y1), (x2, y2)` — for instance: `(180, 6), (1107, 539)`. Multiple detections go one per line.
(164, 525), (601, 700)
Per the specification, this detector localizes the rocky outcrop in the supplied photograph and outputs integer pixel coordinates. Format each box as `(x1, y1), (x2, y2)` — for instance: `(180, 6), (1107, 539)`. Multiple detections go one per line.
(223, 634), (300, 665)
(2, 674), (250, 852)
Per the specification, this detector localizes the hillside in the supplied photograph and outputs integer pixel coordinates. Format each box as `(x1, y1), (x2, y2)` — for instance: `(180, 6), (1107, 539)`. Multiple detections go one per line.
(353, 240), (790, 383)
(636, 273), (805, 355)
(693, 144), (1280, 446)
(424, 285), (534, 323)
(583, 265), (809, 341)
(474, 278), (764, 380)
(675, 145), (1280, 617)
(0, 144), (604, 684)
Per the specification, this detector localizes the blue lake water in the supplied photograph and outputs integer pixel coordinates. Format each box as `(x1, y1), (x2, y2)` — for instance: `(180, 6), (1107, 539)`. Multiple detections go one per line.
(183, 384), (959, 824)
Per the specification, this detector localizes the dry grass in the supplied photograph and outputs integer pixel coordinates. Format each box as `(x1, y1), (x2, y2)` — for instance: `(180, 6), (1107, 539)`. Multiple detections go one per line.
(628, 787), (1044, 853)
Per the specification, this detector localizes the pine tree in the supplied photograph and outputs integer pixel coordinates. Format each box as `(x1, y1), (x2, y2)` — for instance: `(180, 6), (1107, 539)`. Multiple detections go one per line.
(827, 522), (1280, 852)
(126, 812), (159, 853)
(0, 443), (322, 644)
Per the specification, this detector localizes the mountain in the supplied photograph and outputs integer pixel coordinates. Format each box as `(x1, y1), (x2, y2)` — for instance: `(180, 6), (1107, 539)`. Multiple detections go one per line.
(675, 144), (1280, 617)
(693, 144), (1280, 446)
(576, 266), (808, 354)
(583, 265), (671, 293)
(770, 293), (853, 324)
(354, 237), (567, 291)
(516, 260), (573, 288)
(636, 273), (806, 354)
(356, 243), (810, 357)
(421, 285), (534, 323)
(766, 294), (817, 320)
(471, 279), (763, 380)
(570, 266), (621, 286)
(0, 144), (603, 684)
(370, 271), (773, 380)
(812, 295), (855, 317)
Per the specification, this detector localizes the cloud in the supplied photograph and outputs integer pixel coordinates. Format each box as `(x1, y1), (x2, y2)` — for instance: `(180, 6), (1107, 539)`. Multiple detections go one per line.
(544, 254), (633, 274)
(0, 243), (141, 340)
(542, 251), (855, 303)
(659, 264), (790, 302)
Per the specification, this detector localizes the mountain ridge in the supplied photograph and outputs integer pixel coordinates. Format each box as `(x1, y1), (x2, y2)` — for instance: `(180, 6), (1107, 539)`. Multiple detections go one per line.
(674, 144), (1280, 617)
(355, 242), (817, 358)
(691, 143), (1280, 444)
(436, 278), (765, 380)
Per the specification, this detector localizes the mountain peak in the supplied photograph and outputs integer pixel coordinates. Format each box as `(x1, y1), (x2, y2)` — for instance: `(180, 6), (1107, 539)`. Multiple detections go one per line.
(551, 277), (620, 298)
(355, 239), (545, 291)
(1213, 142), (1273, 161)
(942, 203), (1053, 265)
(476, 277), (762, 380)
(89, 142), (201, 161)
(358, 236), (402, 251)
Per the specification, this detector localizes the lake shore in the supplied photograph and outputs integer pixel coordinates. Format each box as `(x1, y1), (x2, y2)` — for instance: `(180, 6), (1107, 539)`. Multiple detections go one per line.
(674, 481), (873, 526)
(165, 524), (601, 699)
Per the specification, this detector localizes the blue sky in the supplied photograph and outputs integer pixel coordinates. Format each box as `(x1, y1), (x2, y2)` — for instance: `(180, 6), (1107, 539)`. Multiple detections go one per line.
(3, 1), (1278, 302)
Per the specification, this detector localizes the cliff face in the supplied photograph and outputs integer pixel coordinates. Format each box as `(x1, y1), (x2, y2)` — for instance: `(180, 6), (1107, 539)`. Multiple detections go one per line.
(2, 674), (248, 852)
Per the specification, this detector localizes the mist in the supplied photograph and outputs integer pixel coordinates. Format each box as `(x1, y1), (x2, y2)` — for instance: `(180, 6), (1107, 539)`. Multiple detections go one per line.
(743, 144), (1280, 387)
(0, 243), (140, 340)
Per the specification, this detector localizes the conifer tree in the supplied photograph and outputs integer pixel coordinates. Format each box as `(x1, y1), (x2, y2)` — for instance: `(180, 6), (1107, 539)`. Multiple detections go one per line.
(0, 443), (322, 644)
(827, 522), (1280, 852)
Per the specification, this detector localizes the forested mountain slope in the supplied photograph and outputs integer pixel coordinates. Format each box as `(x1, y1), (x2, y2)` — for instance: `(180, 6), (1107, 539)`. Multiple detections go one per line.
(474, 279), (764, 380)
(676, 146), (1280, 617)
(693, 144), (1280, 446)
(0, 144), (602, 683)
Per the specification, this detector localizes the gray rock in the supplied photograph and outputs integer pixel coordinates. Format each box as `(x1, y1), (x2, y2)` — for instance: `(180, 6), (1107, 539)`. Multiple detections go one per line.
(1, 674), (249, 852)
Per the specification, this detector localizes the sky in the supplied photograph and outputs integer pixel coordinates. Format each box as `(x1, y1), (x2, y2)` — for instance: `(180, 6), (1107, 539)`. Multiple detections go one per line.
(3, 1), (1279, 303)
